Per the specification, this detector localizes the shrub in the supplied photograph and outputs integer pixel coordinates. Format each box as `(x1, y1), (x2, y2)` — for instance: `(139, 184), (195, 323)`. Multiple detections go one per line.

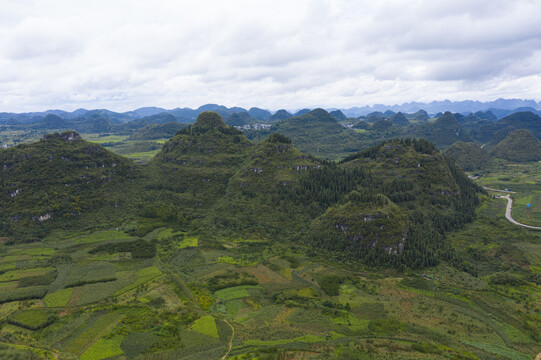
(399, 277), (434, 291)
(267, 133), (292, 144)
(489, 273), (526, 286)
(367, 318), (401, 335)
(121, 332), (159, 359)
(316, 275), (345, 296)
(89, 239), (156, 259)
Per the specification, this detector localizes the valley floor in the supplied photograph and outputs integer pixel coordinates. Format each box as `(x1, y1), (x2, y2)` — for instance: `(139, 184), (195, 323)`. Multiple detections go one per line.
(0, 193), (540, 360)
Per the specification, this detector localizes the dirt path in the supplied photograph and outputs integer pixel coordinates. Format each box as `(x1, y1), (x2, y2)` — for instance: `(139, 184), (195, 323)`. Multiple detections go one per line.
(221, 319), (235, 360)
(483, 186), (515, 193)
(535, 351), (541, 360)
(501, 194), (541, 230)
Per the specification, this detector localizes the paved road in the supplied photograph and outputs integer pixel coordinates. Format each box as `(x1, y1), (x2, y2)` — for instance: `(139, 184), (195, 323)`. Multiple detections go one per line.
(501, 194), (541, 230)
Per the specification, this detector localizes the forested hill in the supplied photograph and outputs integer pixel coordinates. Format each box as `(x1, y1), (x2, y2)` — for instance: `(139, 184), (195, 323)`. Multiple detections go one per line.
(145, 111), (253, 222)
(301, 138), (482, 268)
(412, 112), (472, 148)
(204, 133), (322, 238)
(489, 129), (541, 162)
(269, 108), (364, 159)
(0, 113), (483, 270)
(0, 131), (139, 240)
(443, 141), (492, 171)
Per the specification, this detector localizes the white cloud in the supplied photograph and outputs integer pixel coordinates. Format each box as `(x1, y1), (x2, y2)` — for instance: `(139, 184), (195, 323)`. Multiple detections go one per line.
(0, 0), (540, 112)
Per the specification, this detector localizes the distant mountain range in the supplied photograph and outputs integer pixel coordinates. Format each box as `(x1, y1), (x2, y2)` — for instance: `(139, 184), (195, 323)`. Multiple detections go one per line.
(1, 99), (540, 125)
(339, 99), (541, 117)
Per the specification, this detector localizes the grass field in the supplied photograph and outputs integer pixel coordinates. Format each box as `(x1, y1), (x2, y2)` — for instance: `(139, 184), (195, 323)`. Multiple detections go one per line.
(513, 191), (541, 226)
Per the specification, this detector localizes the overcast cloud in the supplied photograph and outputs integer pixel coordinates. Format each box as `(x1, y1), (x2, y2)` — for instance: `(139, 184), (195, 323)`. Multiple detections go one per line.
(1, 0), (540, 112)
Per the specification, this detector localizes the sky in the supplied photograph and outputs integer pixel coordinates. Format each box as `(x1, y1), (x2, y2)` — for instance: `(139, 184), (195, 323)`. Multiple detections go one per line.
(1, 0), (541, 112)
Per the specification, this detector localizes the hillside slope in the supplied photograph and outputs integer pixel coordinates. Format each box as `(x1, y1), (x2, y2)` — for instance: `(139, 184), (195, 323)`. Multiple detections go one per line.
(146, 112), (253, 222)
(413, 112), (472, 148)
(270, 108), (363, 159)
(444, 141), (492, 170)
(206, 133), (321, 238)
(490, 129), (541, 162)
(0, 131), (138, 240)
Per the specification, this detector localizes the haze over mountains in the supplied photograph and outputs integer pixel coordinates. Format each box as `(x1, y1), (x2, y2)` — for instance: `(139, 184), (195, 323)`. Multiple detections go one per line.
(1, 98), (541, 125)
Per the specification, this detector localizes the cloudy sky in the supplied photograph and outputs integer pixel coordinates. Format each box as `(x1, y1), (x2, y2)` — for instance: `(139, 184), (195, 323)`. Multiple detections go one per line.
(1, 0), (541, 112)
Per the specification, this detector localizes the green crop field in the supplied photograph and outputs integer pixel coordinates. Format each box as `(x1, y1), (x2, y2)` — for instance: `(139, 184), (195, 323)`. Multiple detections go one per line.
(214, 285), (262, 301)
(44, 288), (73, 307)
(80, 334), (124, 360)
(462, 341), (533, 360)
(73, 230), (132, 244)
(113, 266), (162, 296)
(191, 315), (219, 338)
(0, 267), (55, 282)
(63, 312), (123, 356)
(9, 309), (51, 330)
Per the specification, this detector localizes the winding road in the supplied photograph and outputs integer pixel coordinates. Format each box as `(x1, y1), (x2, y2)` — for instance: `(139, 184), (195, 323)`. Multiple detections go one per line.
(499, 194), (541, 230)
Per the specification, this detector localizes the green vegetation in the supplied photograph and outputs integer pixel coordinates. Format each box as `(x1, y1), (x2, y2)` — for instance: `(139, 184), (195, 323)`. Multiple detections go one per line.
(462, 341), (532, 360)
(413, 112), (473, 148)
(268, 108), (366, 160)
(214, 285), (262, 301)
(44, 288), (73, 307)
(73, 230), (131, 244)
(0, 109), (540, 359)
(113, 266), (162, 296)
(8, 309), (53, 330)
(129, 122), (188, 140)
(0, 132), (139, 241)
(444, 141), (493, 171)
(120, 332), (159, 358)
(191, 315), (219, 338)
(80, 334), (124, 360)
(490, 129), (541, 162)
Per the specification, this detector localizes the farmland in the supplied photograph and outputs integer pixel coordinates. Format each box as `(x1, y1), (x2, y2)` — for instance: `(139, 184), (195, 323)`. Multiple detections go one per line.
(1, 199), (539, 360)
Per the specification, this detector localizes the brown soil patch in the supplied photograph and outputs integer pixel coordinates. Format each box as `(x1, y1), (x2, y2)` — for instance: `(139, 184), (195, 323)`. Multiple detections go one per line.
(66, 286), (82, 307)
(146, 283), (183, 310)
(244, 264), (289, 284)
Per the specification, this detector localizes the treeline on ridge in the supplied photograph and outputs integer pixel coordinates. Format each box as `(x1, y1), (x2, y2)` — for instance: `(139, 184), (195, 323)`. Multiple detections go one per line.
(0, 112), (484, 271)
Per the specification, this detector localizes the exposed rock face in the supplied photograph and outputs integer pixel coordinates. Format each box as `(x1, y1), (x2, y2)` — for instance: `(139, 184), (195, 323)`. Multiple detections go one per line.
(43, 131), (81, 142)
(37, 213), (52, 222)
